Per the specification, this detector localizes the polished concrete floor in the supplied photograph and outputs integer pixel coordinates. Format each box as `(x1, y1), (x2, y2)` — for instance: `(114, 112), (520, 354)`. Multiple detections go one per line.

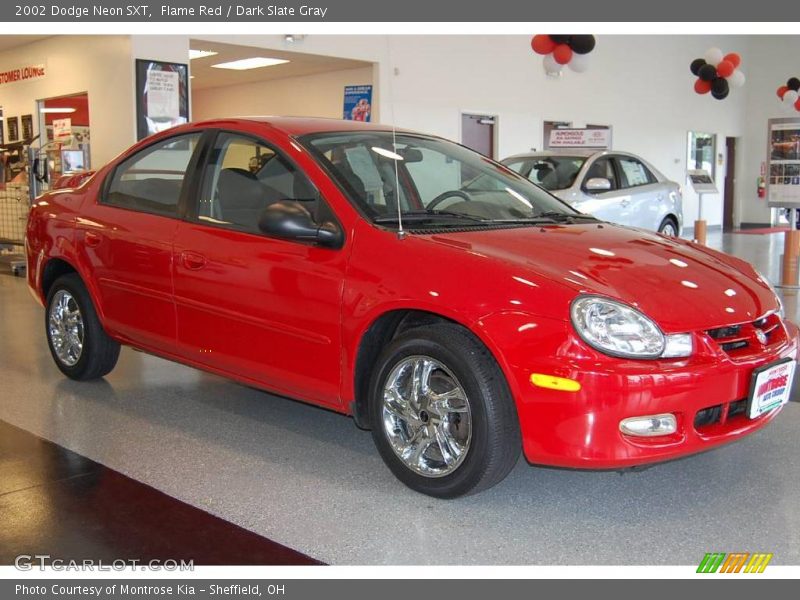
(1, 231), (800, 565)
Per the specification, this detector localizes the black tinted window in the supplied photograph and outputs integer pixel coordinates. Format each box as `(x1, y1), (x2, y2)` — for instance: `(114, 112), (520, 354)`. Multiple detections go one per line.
(104, 133), (201, 216)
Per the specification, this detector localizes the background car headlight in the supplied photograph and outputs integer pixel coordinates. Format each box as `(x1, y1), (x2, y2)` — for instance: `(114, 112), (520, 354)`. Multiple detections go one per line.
(571, 296), (666, 359)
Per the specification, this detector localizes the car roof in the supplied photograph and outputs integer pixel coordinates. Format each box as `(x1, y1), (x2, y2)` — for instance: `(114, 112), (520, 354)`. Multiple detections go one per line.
(502, 149), (645, 162)
(191, 116), (401, 137)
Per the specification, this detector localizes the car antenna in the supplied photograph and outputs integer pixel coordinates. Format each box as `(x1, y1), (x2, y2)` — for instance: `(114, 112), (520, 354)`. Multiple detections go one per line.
(386, 37), (405, 240)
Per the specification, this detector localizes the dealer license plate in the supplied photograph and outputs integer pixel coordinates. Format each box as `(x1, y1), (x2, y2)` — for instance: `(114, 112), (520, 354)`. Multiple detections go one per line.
(748, 358), (796, 419)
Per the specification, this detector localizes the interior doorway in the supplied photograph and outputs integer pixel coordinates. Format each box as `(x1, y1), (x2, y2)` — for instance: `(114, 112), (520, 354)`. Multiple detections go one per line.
(461, 113), (496, 158)
(723, 136), (736, 232)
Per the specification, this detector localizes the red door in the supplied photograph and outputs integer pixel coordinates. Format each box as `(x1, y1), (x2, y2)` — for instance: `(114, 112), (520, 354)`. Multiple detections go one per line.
(171, 131), (348, 407)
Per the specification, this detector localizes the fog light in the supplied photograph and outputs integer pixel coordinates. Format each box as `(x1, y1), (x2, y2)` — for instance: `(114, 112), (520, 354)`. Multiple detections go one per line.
(662, 333), (693, 358)
(619, 414), (677, 437)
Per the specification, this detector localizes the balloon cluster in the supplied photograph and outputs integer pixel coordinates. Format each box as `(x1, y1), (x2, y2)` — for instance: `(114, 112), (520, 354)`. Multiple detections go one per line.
(531, 35), (596, 76)
(776, 77), (800, 112)
(690, 48), (745, 100)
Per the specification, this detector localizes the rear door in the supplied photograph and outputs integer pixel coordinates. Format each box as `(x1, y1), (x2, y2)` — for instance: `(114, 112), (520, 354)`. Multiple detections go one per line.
(171, 130), (348, 407)
(78, 132), (204, 348)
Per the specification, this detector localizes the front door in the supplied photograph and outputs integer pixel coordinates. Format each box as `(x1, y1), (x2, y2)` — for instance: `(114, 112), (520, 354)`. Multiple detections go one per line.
(614, 155), (663, 230)
(579, 156), (633, 225)
(171, 131), (347, 407)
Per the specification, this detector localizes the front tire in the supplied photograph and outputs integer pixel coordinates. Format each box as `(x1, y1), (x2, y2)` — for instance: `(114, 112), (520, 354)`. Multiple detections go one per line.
(45, 273), (120, 380)
(658, 217), (679, 237)
(368, 323), (521, 498)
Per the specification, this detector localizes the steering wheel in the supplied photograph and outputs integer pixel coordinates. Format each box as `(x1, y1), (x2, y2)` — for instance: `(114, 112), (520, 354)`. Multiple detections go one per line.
(427, 190), (472, 210)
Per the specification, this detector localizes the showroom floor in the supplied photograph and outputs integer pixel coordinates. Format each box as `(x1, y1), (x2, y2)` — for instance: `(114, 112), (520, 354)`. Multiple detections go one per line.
(1, 231), (800, 565)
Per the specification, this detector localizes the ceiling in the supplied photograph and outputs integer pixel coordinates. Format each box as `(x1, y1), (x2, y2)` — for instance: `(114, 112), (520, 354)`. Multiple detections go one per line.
(189, 40), (372, 90)
(0, 35), (51, 52)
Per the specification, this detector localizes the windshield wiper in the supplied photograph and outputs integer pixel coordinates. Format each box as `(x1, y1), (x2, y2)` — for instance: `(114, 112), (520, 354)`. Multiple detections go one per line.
(374, 209), (489, 224)
(534, 211), (599, 223)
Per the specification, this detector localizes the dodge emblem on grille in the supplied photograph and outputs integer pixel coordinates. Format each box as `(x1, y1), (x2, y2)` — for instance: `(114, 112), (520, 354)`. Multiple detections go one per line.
(755, 329), (768, 345)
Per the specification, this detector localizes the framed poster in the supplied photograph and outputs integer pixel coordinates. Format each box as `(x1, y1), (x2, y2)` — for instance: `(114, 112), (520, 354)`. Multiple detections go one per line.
(343, 85), (372, 122)
(767, 118), (800, 208)
(21, 114), (33, 140)
(135, 59), (190, 140)
(0, 107), (4, 145)
(6, 116), (19, 142)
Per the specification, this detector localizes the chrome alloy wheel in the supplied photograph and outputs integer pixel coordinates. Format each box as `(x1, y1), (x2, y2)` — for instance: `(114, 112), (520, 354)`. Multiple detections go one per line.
(381, 355), (472, 478)
(48, 290), (84, 367)
(660, 222), (678, 237)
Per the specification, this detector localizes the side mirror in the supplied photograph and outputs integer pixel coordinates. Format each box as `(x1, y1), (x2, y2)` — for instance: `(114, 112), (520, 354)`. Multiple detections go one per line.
(258, 200), (343, 248)
(585, 177), (612, 193)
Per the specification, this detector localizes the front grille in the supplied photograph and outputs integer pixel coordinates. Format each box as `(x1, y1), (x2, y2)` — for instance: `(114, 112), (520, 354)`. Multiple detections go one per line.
(705, 314), (783, 358)
(694, 399), (749, 431)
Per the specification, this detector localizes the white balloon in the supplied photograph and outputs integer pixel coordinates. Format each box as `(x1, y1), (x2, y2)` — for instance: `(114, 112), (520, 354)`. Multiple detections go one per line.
(704, 47), (724, 66)
(568, 53), (590, 73)
(728, 69), (746, 88)
(783, 90), (799, 106)
(543, 53), (564, 75)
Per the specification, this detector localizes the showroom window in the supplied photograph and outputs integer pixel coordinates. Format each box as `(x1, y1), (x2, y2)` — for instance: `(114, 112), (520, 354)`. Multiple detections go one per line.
(104, 133), (202, 216)
(617, 157), (655, 188)
(197, 133), (327, 235)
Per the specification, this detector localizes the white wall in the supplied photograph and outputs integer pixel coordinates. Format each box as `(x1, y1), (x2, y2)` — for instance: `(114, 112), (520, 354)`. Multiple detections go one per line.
(738, 36), (800, 225)
(192, 66), (373, 121)
(0, 35), (133, 167)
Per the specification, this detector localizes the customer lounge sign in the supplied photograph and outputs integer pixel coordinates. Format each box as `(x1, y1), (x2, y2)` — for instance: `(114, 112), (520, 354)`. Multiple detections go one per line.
(0, 63), (46, 87)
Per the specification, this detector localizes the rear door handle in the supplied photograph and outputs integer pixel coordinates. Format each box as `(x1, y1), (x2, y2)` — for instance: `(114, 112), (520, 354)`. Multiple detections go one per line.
(84, 231), (101, 248)
(620, 198), (631, 207)
(181, 251), (207, 271)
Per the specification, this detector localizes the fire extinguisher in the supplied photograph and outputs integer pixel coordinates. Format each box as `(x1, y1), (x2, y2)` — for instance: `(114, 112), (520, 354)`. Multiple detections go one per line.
(757, 176), (766, 198)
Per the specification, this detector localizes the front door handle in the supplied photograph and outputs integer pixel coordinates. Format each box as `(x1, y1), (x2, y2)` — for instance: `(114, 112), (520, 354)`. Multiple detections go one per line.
(181, 251), (207, 271)
(84, 231), (101, 248)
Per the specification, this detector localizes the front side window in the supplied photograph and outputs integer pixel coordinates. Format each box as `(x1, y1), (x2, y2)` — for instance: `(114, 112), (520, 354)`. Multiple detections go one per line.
(196, 133), (328, 235)
(303, 132), (578, 228)
(505, 156), (586, 191)
(583, 157), (617, 191)
(617, 157), (654, 188)
(104, 133), (202, 216)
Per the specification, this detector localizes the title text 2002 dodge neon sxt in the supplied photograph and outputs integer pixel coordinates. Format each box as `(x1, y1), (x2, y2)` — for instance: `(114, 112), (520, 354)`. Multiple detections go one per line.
(25, 118), (797, 497)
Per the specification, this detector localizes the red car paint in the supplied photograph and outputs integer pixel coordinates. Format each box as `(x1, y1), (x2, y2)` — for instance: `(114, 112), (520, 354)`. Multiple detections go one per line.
(25, 118), (798, 469)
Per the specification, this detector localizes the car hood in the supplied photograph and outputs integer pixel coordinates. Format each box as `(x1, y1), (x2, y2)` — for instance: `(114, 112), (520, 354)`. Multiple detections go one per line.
(421, 223), (777, 332)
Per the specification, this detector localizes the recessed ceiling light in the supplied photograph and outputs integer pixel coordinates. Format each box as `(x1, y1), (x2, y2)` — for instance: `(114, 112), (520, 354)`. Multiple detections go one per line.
(211, 57), (290, 71)
(189, 49), (218, 60)
(40, 107), (76, 114)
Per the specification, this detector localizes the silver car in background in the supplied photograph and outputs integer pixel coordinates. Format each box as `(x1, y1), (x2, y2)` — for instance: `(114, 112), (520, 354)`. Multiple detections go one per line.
(501, 151), (683, 236)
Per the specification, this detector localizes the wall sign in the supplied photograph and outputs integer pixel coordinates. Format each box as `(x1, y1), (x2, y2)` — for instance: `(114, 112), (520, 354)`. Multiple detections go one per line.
(767, 118), (800, 208)
(548, 128), (611, 149)
(0, 63), (46, 87)
(52, 118), (72, 141)
(343, 85), (372, 122)
(135, 59), (189, 140)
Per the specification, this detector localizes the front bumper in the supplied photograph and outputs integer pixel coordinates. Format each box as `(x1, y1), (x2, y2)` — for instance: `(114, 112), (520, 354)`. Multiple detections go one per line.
(479, 313), (799, 469)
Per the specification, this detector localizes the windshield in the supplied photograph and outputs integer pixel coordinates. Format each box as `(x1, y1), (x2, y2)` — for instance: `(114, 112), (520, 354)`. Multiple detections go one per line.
(503, 156), (586, 191)
(301, 132), (577, 227)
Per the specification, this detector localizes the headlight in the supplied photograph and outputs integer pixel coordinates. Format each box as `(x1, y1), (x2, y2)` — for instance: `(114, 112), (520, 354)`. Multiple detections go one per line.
(754, 268), (784, 319)
(571, 296), (666, 359)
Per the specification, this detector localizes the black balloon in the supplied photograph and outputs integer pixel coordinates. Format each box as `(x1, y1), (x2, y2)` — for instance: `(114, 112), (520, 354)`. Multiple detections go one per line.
(549, 35), (571, 44)
(698, 64), (718, 82)
(711, 77), (730, 97)
(711, 88), (730, 100)
(690, 58), (706, 76)
(788, 77), (800, 91)
(570, 35), (596, 54)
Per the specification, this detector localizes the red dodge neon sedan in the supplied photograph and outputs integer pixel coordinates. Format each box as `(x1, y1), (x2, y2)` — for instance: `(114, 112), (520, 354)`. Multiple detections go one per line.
(25, 118), (798, 497)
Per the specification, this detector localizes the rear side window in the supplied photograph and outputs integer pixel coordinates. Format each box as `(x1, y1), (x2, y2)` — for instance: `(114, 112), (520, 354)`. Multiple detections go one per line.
(617, 157), (656, 188)
(103, 133), (202, 216)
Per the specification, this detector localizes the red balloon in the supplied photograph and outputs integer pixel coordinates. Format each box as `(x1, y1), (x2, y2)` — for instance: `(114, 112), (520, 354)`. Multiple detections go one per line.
(716, 60), (735, 78)
(724, 52), (741, 68)
(695, 79), (712, 94)
(778, 85), (789, 99)
(553, 44), (573, 65)
(531, 35), (556, 55)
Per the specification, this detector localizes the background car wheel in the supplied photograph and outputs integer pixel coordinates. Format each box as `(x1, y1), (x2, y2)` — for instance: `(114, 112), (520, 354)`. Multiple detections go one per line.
(45, 274), (120, 380)
(658, 217), (679, 237)
(368, 323), (521, 498)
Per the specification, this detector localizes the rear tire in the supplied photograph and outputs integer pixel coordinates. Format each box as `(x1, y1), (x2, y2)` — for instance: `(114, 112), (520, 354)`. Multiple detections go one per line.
(658, 217), (679, 237)
(368, 323), (521, 498)
(45, 274), (120, 380)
